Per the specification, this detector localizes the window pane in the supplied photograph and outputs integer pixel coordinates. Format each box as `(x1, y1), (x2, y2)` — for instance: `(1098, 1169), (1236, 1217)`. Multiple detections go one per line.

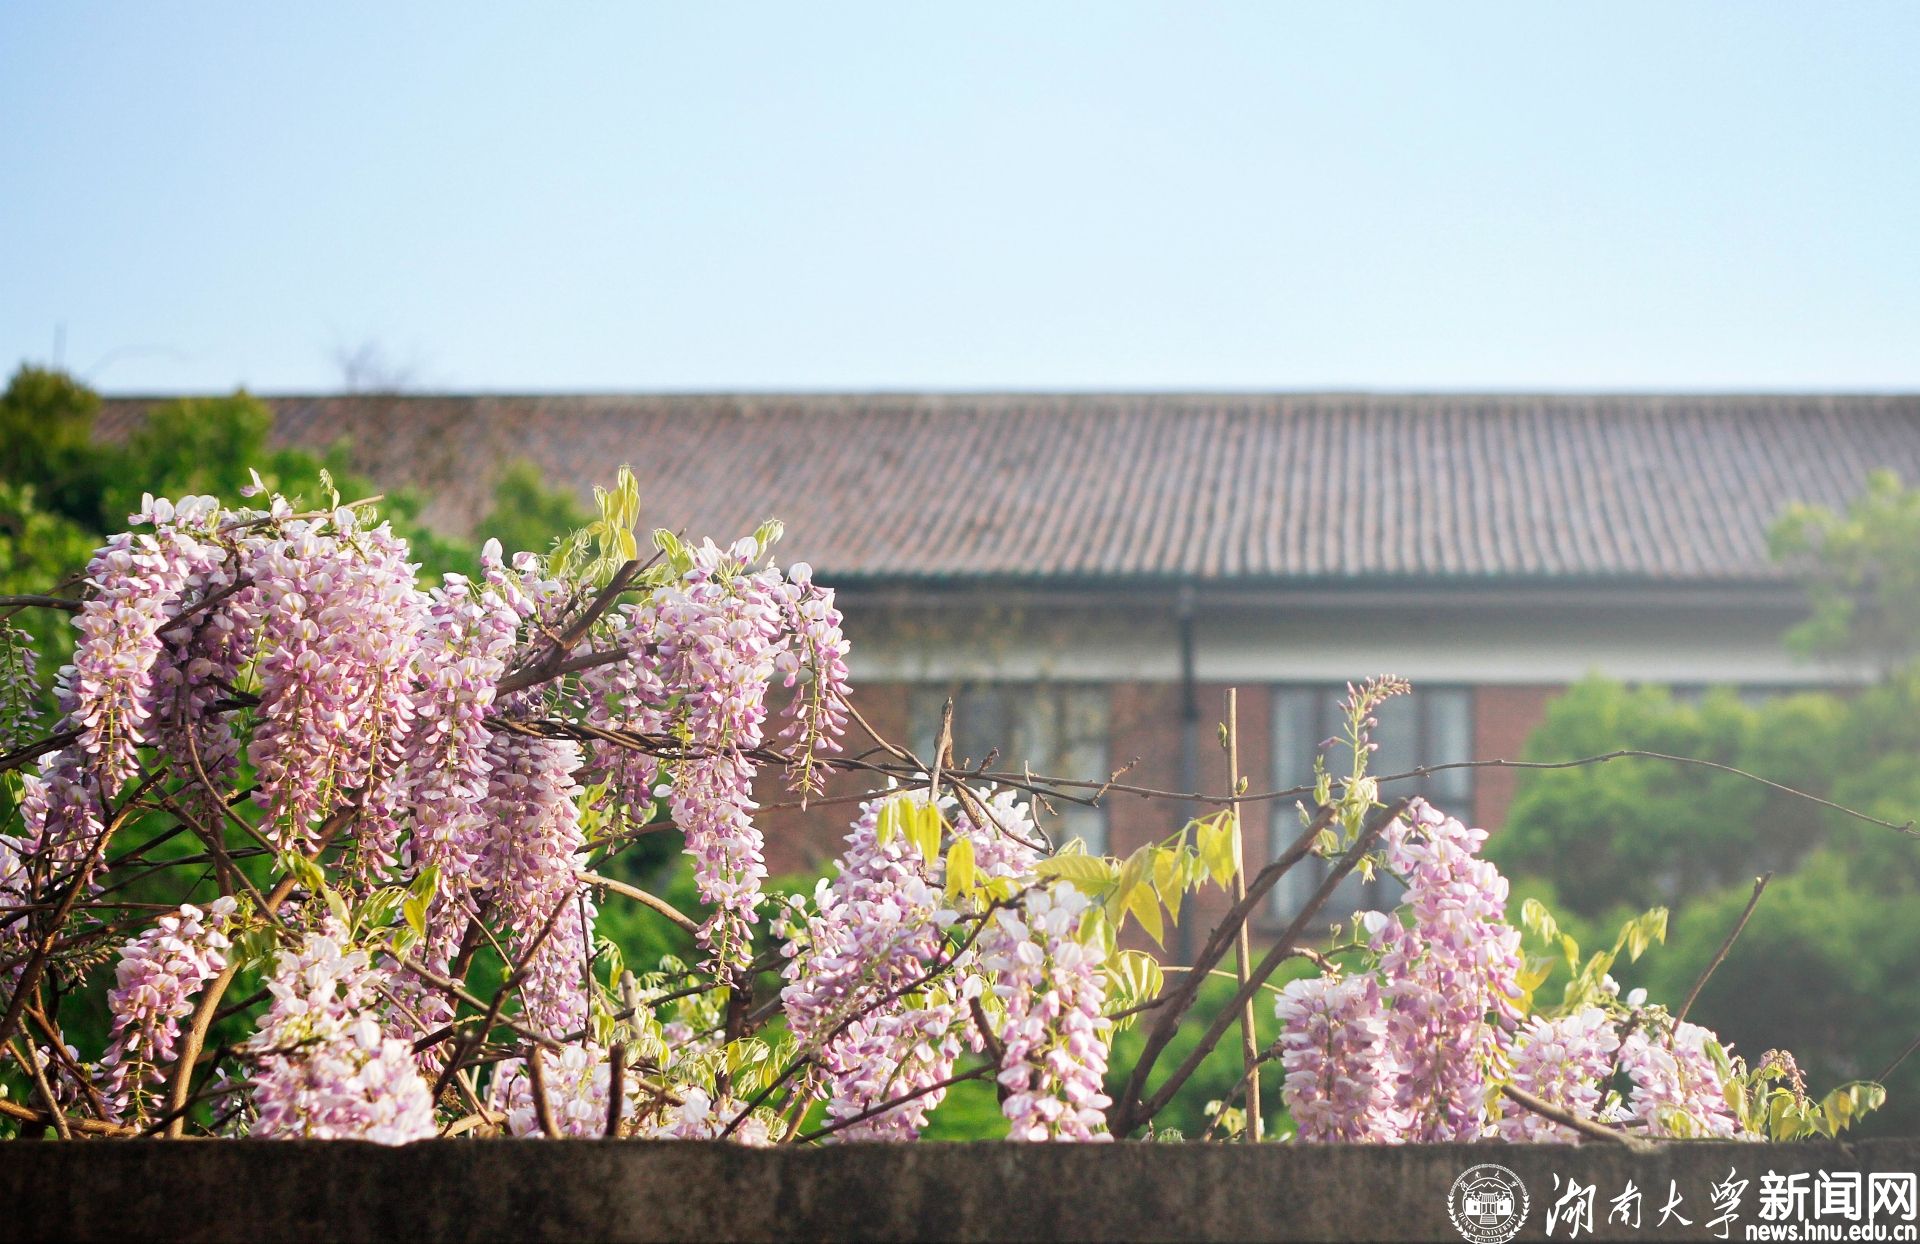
(1054, 687), (1110, 855)
(908, 682), (1110, 856)
(1270, 688), (1330, 920)
(1368, 692), (1417, 793)
(1424, 688), (1473, 807)
(1271, 688), (1324, 790)
(1269, 682), (1476, 920)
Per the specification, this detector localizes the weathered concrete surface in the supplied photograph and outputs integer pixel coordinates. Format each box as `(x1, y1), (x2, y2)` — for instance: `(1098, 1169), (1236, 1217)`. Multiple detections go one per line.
(1, 1139), (1916, 1243)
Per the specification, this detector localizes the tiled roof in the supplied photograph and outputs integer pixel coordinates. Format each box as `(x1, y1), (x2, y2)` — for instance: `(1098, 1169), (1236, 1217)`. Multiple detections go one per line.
(98, 393), (1920, 584)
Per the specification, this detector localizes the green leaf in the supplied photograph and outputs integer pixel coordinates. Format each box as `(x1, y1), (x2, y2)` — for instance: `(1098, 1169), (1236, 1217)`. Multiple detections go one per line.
(1033, 853), (1121, 892)
(281, 850), (326, 893)
(1126, 883), (1165, 947)
(1819, 1082), (1885, 1136)
(1519, 896), (1560, 945)
(944, 837), (977, 904)
(1614, 907), (1669, 963)
(906, 801), (944, 867)
(616, 465), (640, 531)
(359, 887), (401, 932)
(1152, 846), (1185, 927)
(1105, 847), (1153, 929)
(1195, 813), (1240, 887)
(651, 528), (693, 574)
(876, 797), (901, 846)
(403, 894), (429, 940)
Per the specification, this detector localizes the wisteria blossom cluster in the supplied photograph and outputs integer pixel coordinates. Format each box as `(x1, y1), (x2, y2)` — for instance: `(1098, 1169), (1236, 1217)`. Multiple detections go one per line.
(1278, 797), (1753, 1144)
(97, 896), (240, 1121)
(589, 537), (852, 969)
(780, 788), (1116, 1142)
(247, 925), (437, 1144)
(0, 480), (858, 1143)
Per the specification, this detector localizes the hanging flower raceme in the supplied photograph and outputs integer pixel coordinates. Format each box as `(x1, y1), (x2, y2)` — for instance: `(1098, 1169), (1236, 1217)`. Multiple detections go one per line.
(246, 926), (437, 1144)
(1275, 973), (1407, 1143)
(772, 561), (851, 796)
(780, 790), (968, 1141)
(96, 896), (241, 1121)
(247, 513), (424, 856)
(1619, 1018), (1742, 1138)
(781, 788), (1054, 1142)
(382, 552), (524, 1050)
(0, 625), (41, 754)
(477, 728), (595, 1040)
(1368, 800), (1525, 1141)
(613, 536), (852, 970)
(978, 882), (1113, 1142)
(1495, 1007), (1622, 1142)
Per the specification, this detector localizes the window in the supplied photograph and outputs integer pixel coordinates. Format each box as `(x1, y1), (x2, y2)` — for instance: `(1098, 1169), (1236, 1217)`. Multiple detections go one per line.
(1267, 684), (1474, 922)
(909, 683), (1111, 855)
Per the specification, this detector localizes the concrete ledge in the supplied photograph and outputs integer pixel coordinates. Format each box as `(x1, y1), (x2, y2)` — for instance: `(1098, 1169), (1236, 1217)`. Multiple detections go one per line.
(3, 1138), (1918, 1242)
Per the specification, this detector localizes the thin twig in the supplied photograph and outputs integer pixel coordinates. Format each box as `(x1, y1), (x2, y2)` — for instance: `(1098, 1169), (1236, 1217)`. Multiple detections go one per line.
(794, 1066), (990, 1143)
(0, 594), (81, 613)
(1675, 872), (1773, 1030)
(576, 870), (699, 934)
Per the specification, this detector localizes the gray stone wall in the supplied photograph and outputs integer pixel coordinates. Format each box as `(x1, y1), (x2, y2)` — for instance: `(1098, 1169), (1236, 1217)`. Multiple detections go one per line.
(3, 1138), (1917, 1242)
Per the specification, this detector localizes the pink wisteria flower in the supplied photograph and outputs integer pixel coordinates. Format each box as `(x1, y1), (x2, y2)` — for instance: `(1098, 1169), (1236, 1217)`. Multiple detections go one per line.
(1496, 1007), (1622, 1142)
(1275, 972), (1406, 1142)
(247, 927), (436, 1144)
(97, 896), (240, 1121)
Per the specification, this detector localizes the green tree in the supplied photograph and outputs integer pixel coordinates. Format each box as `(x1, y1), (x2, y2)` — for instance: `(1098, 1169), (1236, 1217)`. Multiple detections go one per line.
(0, 361), (592, 713)
(1496, 472), (1920, 1134)
(0, 365), (114, 530)
(1773, 469), (1920, 673)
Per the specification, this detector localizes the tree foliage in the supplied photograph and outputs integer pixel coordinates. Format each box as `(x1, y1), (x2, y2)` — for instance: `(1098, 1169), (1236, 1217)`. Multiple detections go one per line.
(1495, 471), (1920, 1134)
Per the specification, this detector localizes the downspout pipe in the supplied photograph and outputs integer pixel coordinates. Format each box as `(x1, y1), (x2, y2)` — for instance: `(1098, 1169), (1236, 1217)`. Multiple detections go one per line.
(1176, 582), (1199, 964)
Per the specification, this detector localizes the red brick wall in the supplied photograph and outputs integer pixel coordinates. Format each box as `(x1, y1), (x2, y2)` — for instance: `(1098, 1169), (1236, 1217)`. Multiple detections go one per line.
(756, 681), (911, 877)
(1472, 684), (1564, 831)
(751, 680), (1566, 950)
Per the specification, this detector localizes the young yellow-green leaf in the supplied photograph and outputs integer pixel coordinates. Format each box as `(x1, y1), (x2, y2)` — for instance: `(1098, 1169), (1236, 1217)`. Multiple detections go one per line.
(1033, 853), (1121, 892)
(1106, 847), (1152, 930)
(1519, 896), (1559, 944)
(1820, 1082), (1885, 1137)
(1152, 847), (1185, 927)
(907, 801), (944, 867)
(1126, 884), (1165, 947)
(359, 887), (401, 932)
(282, 851), (326, 894)
(403, 894), (429, 940)
(616, 465), (640, 531)
(1616, 907), (1669, 963)
(1516, 954), (1558, 995)
(876, 797), (901, 846)
(1196, 814), (1239, 887)
(651, 528), (693, 573)
(944, 837), (977, 904)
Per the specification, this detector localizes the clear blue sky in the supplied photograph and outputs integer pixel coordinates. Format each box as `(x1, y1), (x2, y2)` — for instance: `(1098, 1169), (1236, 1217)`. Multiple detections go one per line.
(3, 3), (1917, 394)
